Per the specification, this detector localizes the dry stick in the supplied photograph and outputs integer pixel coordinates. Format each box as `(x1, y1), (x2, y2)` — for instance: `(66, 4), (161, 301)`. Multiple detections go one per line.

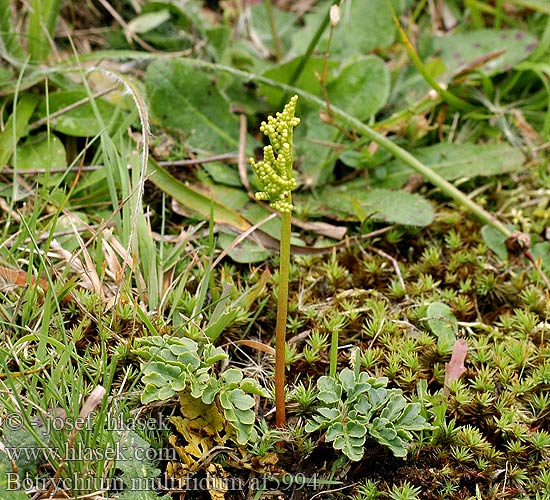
(263, 0), (283, 62)
(211, 213), (278, 269)
(366, 245), (409, 300)
(237, 113), (251, 192)
(1, 154), (240, 175)
(96, 0), (178, 54)
(28, 85), (119, 132)
(159, 153), (240, 168)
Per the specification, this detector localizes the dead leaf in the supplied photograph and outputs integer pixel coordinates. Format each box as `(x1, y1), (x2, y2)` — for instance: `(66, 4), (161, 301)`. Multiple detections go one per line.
(444, 339), (468, 397)
(232, 340), (275, 355)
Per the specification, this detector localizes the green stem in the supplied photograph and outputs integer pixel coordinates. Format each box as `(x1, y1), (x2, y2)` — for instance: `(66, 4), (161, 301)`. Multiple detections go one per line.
(389, 5), (474, 112)
(264, 0), (283, 62)
(326, 106), (512, 237)
(279, 1), (340, 108)
(275, 210), (291, 428)
(329, 327), (338, 377)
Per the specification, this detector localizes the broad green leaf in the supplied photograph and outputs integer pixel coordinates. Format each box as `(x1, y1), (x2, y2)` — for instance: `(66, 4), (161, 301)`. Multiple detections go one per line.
(295, 113), (343, 186)
(396, 403), (430, 431)
(368, 387), (391, 410)
(203, 162), (242, 187)
(426, 302), (458, 353)
(370, 419), (400, 442)
(303, 186), (434, 227)
(190, 371), (215, 399)
(373, 376), (389, 388)
(36, 90), (119, 137)
(224, 406), (256, 444)
(240, 378), (270, 397)
(140, 371), (170, 388)
(163, 375), (188, 392)
(232, 406), (256, 426)
(172, 351), (201, 370)
(355, 393), (372, 412)
(327, 55), (390, 120)
(372, 143), (525, 189)
(142, 361), (181, 380)
(169, 337), (198, 355)
(329, 421), (367, 461)
(345, 420), (368, 438)
(239, 203), (281, 239)
(435, 29), (538, 80)
(260, 57), (337, 107)
(206, 25), (232, 60)
(200, 379), (219, 405)
(146, 58), (239, 152)
(203, 344), (228, 365)
(0, 94), (39, 171)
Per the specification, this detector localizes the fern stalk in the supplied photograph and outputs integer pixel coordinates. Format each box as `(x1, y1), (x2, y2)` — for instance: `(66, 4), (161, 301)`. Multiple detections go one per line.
(250, 96), (300, 428)
(275, 210), (291, 426)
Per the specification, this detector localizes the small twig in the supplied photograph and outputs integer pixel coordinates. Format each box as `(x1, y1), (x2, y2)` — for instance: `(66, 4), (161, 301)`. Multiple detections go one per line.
(45, 386), (106, 497)
(524, 250), (550, 289)
(264, 0), (283, 61)
(1, 154), (240, 175)
(366, 245), (409, 300)
(28, 85), (119, 132)
(318, 4), (340, 117)
(211, 212), (277, 269)
(309, 483), (356, 500)
(237, 112), (251, 191)
(0, 366), (48, 380)
(159, 153), (239, 167)
(97, 0), (170, 53)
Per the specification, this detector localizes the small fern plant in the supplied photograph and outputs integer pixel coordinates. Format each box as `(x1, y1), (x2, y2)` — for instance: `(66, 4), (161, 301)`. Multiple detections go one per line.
(249, 95), (300, 428)
(305, 368), (431, 460)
